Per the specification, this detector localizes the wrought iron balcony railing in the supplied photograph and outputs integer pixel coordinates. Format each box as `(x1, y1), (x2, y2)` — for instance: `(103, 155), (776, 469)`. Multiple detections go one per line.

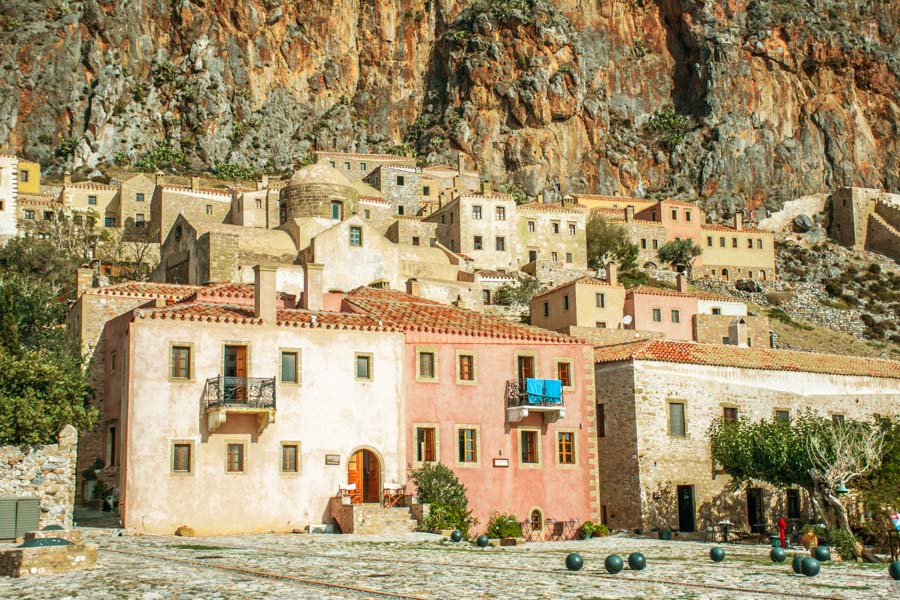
(505, 379), (564, 408)
(205, 376), (276, 410)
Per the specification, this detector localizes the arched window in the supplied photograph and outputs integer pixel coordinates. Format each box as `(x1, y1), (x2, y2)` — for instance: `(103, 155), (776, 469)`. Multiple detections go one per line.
(530, 509), (543, 531)
(760, 270), (767, 281)
(721, 268), (729, 281)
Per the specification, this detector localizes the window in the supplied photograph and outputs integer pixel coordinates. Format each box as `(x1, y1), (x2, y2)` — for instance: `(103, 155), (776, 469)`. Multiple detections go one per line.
(418, 351), (436, 380)
(496, 206), (506, 221)
(170, 345), (191, 379)
(482, 290), (491, 305)
(775, 410), (790, 423)
(652, 239), (659, 250)
(671, 309), (680, 323)
(206, 204), (213, 215)
(529, 250), (537, 262)
(226, 443), (245, 473)
(364, 209), (371, 219)
(597, 403), (606, 438)
(565, 252), (573, 263)
(19, 169), (29, 183)
(280, 351), (299, 383)
(423, 186), (431, 196)
(563, 295), (569, 310)
(711, 307), (722, 315)
(521, 430), (538, 464)
(473, 205), (482, 219)
(786, 489), (801, 519)
(344, 161), (351, 171)
(732, 237), (738, 248)
(530, 509), (543, 531)
(473, 235), (482, 250)
(671, 209), (678, 220)
(105, 215), (116, 227)
(832, 414), (845, 425)
(551, 251), (558, 261)
(396, 175), (405, 186)
(135, 213), (145, 226)
(349, 226), (362, 247)
(412, 236), (420, 246)
(641, 239), (647, 249)
(172, 443), (192, 473)
(107, 423), (117, 466)
(458, 353), (475, 382)
(329, 160), (335, 168)
(557, 432), (575, 465)
(527, 220), (535, 232)
(255, 199), (262, 210)
(596, 293), (605, 308)
(719, 236), (725, 247)
(686, 211), (692, 222)
(458, 428), (478, 463)
(136, 192), (145, 202)
(24, 209), (34, 220)
(281, 443), (299, 473)
(416, 427), (436, 462)
(652, 308), (662, 322)
(552, 222), (560, 234)
(556, 361), (572, 388)
(747, 238), (754, 249)
(110, 352), (117, 373)
(398, 206), (405, 216)
(707, 236), (713, 247)
(723, 406), (738, 422)
(88, 195), (97, 205)
(757, 239), (763, 249)
(596, 321), (606, 328)
(496, 236), (505, 251)
(355, 353), (372, 381)
(543, 302), (549, 317)
(568, 223), (576, 235)
(360, 162), (366, 171)
(669, 402), (686, 437)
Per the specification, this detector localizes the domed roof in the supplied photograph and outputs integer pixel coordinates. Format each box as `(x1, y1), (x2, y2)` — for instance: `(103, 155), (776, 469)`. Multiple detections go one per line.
(288, 163), (352, 187)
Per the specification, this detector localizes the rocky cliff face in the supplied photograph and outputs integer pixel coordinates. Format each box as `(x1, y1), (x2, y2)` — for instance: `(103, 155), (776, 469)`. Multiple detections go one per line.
(1, 0), (898, 216)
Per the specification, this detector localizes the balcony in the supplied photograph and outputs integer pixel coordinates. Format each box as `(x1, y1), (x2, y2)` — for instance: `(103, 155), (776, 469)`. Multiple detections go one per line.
(505, 379), (566, 424)
(204, 376), (276, 433)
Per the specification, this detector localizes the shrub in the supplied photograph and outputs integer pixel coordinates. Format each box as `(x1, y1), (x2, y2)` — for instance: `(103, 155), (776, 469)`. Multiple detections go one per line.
(824, 280), (842, 297)
(411, 462), (476, 537)
(826, 527), (859, 560)
(134, 142), (185, 170)
(486, 513), (523, 539)
(212, 162), (259, 180)
(766, 291), (794, 306)
(649, 105), (692, 150)
(580, 521), (609, 537)
(860, 313), (876, 327)
(868, 263), (882, 274)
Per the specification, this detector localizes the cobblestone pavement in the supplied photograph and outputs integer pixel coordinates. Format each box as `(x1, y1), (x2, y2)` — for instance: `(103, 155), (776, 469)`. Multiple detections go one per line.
(3, 531), (898, 599)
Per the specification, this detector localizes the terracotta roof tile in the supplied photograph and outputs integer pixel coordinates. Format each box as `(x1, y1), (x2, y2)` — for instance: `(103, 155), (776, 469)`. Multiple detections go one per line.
(518, 201), (589, 214)
(660, 199), (699, 208)
(359, 197), (390, 205)
(475, 269), (517, 280)
(135, 302), (388, 330)
(701, 224), (769, 234)
(314, 151), (415, 163)
(160, 184), (232, 198)
(571, 194), (655, 204)
(67, 181), (117, 191)
(87, 282), (200, 302)
(626, 285), (739, 303)
(594, 339), (900, 380)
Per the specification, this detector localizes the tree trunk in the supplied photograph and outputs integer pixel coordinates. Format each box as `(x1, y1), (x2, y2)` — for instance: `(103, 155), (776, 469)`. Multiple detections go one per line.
(820, 491), (869, 561)
(804, 486), (830, 528)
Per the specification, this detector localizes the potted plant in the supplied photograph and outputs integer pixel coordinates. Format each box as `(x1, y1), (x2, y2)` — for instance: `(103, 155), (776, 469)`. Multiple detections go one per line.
(91, 481), (112, 511)
(581, 521), (609, 540)
(800, 524), (819, 549)
(658, 526), (673, 541)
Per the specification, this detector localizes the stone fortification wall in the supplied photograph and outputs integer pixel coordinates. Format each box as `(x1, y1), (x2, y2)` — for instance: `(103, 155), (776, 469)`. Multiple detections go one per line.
(0, 426), (78, 529)
(757, 194), (829, 231)
(867, 212), (900, 263)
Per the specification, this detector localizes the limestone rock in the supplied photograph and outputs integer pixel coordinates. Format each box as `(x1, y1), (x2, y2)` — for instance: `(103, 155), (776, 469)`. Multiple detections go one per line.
(174, 525), (195, 537)
(735, 279), (763, 293)
(793, 214), (815, 233)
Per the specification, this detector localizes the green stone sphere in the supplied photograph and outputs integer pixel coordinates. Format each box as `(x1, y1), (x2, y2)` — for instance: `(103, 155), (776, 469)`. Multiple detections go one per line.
(791, 555), (804, 574)
(627, 552), (647, 570)
(770, 547), (787, 563)
(889, 561), (900, 580)
(812, 546), (831, 562)
(19, 537), (71, 548)
(565, 553), (584, 571)
(476, 534), (489, 548)
(604, 554), (624, 574)
(709, 547), (726, 562)
(801, 557), (821, 577)
(450, 530), (462, 543)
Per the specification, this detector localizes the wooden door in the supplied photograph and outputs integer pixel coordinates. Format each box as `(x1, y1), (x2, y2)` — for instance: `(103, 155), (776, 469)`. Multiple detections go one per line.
(363, 451), (380, 503)
(347, 451), (364, 504)
(677, 485), (696, 532)
(225, 346), (248, 401)
(518, 356), (535, 380)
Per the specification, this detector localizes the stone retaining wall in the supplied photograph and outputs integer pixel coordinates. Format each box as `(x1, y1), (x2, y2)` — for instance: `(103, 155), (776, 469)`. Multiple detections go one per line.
(0, 426), (77, 529)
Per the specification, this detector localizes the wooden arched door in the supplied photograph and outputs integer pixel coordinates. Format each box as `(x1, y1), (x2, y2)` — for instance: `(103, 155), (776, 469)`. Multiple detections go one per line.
(347, 449), (380, 504)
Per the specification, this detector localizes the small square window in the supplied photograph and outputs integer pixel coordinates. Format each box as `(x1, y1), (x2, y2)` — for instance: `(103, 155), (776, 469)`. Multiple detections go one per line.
(226, 443), (245, 473)
(172, 443), (192, 473)
(558, 432), (576, 464)
(360, 162), (366, 171)
(473, 235), (483, 250)
(712, 307), (722, 315)
(832, 414), (845, 424)
(135, 213), (145, 226)
(527, 221), (535, 232)
(723, 406), (738, 422)
(568, 223), (576, 235)
(105, 215), (117, 227)
(88, 195), (97, 205)
(496, 206), (506, 221)
(344, 161), (351, 170)
(416, 427), (436, 462)
(349, 226), (363, 247)
(418, 351), (436, 379)
(669, 402), (686, 437)
(19, 170), (29, 183)
(24, 209), (34, 220)
(281, 443), (299, 473)
(329, 161), (336, 168)
(206, 204), (213, 215)
(171, 345), (191, 379)
(496, 236), (505, 251)
(521, 430), (538, 464)
(473, 205), (482, 219)
(458, 354), (475, 382)
(355, 354), (372, 381)
(363, 209), (371, 219)
(775, 410), (790, 423)
(552, 222), (560, 234)
(596, 321), (606, 328)
(458, 428), (478, 463)
(281, 351), (299, 383)
(652, 308), (662, 322)
(423, 186), (431, 196)
(136, 193), (145, 202)
(412, 236), (420, 246)
(396, 175), (405, 186)
(671, 309), (680, 323)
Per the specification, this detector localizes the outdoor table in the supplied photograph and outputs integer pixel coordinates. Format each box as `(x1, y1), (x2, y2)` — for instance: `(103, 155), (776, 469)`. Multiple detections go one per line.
(718, 519), (734, 543)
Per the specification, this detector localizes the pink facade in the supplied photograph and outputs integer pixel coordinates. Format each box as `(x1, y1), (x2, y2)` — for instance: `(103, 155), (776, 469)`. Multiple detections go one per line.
(625, 289), (699, 341)
(636, 200), (704, 247)
(401, 333), (597, 532)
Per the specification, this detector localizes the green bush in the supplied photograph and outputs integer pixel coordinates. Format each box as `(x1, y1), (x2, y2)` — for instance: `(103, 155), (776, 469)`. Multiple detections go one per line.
(212, 162), (259, 180)
(860, 313), (876, 327)
(580, 521), (609, 537)
(649, 105), (692, 150)
(411, 462), (476, 537)
(826, 527), (859, 560)
(824, 280), (843, 297)
(868, 263), (882, 274)
(133, 142), (185, 170)
(486, 513), (523, 538)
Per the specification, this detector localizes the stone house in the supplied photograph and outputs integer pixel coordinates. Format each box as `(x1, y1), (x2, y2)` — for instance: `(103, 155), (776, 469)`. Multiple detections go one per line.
(0, 154), (21, 241)
(314, 150), (415, 181)
(364, 165), (421, 217)
(530, 266), (627, 333)
(831, 187), (900, 263)
(594, 339), (900, 534)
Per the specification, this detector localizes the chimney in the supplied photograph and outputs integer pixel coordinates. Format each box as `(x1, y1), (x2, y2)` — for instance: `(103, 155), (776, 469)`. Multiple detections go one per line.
(155, 171), (165, 186)
(253, 265), (277, 322)
(302, 263), (324, 311)
(728, 318), (749, 347)
(676, 273), (687, 293)
(406, 278), (421, 297)
(457, 153), (465, 173)
(76, 266), (94, 298)
(480, 180), (492, 195)
(625, 205), (634, 222)
(734, 211), (743, 231)
(190, 176), (201, 192)
(63, 171), (72, 186)
(606, 262), (618, 286)
(257, 174), (269, 191)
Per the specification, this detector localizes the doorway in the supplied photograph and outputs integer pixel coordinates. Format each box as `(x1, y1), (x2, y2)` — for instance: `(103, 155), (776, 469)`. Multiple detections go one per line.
(747, 488), (765, 533)
(347, 449), (381, 504)
(677, 485), (696, 532)
(223, 345), (248, 402)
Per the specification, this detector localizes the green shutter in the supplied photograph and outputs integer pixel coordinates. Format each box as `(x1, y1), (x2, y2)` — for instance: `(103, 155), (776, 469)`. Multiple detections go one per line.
(0, 498), (16, 540)
(15, 498), (40, 537)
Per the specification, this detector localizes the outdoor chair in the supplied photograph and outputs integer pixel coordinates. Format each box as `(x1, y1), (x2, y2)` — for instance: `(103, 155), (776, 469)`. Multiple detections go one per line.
(382, 483), (404, 508)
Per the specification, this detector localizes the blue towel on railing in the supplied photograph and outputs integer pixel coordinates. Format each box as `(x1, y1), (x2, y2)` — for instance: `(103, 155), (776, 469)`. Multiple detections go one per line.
(525, 378), (544, 404)
(543, 379), (562, 404)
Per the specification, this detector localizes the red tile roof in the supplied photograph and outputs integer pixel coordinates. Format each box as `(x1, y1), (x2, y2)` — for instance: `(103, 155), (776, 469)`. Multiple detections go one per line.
(86, 282), (199, 302)
(314, 151), (415, 163)
(359, 197), (390, 205)
(531, 276), (621, 301)
(67, 181), (117, 191)
(476, 269), (517, 280)
(160, 184), (232, 198)
(701, 224), (769, 234)
(135, 302), (388, 330)
(518, 201), (589, 214)
(344, 287), (581, 343)
(660, 199), (698, 208)
(594, 339), (900, 380)
(627, 285), (740, 303)
(571, 194), (655, 204)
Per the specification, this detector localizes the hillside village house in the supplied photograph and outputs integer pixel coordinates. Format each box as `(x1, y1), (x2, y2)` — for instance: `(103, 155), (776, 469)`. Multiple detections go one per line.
(594, 339), (900, 535)
(69, 265), (599, 535)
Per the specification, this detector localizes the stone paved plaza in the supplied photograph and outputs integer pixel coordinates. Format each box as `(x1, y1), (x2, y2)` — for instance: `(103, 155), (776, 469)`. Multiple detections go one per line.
(3, 532), (898, 599)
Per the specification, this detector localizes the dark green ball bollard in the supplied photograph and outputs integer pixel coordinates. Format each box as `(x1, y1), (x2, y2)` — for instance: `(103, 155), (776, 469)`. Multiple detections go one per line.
(565, 553), (584, 571)
(801, 557), (821, 577)
(627, 552), (647, 571)
(604, 554), (624, 574)
(791, 555), (804, 574)
(476, 534), (489, 548)
(709, 547), (726, 562)
(812, 546), (830, 562)
(889, 561), (900, 580)
(450, 530), (462, 543)
(770, 547), (787, 563)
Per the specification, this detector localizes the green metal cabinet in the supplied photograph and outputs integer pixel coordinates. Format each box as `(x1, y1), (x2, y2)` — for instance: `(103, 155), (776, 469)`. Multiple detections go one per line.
(0, 497), (40, 539)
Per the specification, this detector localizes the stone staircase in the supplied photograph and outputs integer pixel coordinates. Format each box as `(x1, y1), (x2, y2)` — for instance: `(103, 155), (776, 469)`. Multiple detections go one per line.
(352, 505), (418, 534)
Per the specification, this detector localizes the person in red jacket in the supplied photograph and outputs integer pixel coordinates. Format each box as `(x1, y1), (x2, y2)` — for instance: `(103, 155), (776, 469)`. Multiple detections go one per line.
(778, 517), (788, 548)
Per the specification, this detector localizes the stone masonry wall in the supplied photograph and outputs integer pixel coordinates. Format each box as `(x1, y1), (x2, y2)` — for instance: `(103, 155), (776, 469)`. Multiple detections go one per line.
(0, 426), (78, 529)
(866, 212), (900, 263)
(693, 314), (771, 347)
